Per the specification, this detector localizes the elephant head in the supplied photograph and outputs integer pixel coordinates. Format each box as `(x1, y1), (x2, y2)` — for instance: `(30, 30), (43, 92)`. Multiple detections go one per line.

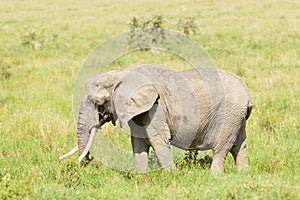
(76, 70), (127, 164)
(59, 65), (153, 164)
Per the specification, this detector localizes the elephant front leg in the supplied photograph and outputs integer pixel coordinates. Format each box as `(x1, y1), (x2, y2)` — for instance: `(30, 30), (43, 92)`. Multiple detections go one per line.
(148, 126), (175, 170)
(131, 136), (150, 172)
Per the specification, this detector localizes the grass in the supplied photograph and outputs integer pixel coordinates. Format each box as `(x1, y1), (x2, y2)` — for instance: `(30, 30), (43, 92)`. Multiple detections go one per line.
(0, 0), (299, 199)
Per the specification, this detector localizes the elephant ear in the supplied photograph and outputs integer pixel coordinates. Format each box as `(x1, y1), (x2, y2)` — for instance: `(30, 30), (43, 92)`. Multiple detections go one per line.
(112, 83), (159, 128)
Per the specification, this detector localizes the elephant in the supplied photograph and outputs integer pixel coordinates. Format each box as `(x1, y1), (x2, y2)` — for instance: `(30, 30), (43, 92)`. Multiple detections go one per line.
(60, 64), (252, 173)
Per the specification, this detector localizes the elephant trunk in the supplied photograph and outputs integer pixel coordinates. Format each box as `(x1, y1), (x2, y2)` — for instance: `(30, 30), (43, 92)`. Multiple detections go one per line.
(77, 97), (99, 164)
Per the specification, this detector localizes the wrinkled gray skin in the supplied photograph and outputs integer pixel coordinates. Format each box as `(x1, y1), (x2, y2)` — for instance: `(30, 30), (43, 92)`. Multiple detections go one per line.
(77, 64), (252, 173)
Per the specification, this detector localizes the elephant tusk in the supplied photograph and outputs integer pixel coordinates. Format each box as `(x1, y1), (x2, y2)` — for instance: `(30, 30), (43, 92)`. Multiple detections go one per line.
(59, 146), (78, 160)
(78, 127), (96, 163)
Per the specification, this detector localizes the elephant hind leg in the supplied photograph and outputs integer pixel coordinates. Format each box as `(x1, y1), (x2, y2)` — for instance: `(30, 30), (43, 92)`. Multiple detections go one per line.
(230, 122), (249, 171)
(210, 118), (247, 173)
(210, 150), (228, 173)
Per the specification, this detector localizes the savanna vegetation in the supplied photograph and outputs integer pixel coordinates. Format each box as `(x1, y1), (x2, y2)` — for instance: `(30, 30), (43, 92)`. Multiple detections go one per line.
(0, 0), (299, 199)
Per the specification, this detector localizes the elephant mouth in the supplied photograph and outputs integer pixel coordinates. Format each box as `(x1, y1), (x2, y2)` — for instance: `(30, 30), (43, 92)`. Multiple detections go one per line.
(98, 105), (115, 126)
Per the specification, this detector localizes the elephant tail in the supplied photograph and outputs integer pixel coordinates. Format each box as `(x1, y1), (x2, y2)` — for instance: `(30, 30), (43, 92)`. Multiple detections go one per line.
(245, 100), (253, 120)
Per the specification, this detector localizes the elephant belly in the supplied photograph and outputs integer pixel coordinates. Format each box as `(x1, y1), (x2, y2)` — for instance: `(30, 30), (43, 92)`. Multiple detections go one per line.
(169, 114), (224, 151)
(170, 140), (212, 151)
(170, 129), (214, 151)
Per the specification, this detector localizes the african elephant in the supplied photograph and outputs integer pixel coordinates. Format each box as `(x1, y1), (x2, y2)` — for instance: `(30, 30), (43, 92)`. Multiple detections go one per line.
(61, 64), (252, 173)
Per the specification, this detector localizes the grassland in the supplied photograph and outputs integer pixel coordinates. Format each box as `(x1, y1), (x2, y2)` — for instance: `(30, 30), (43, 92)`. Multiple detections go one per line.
(0, 0), (299, 199)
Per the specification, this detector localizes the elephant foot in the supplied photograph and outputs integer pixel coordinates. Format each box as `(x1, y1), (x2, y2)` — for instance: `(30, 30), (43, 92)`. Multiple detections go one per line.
(230, 129), (249, 172)
(235, 149), (249, 172)
(134, 152), (149, 172)
(234, 140), (249, 171)
(162, 162), (176, 170)
(210, 159), (225, 173)
(154, 145), (175, 170)
(210, 151), (227, 173)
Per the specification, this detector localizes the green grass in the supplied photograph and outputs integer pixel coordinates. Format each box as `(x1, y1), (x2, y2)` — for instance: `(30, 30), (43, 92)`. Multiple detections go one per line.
(1, 0), (300, 199)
